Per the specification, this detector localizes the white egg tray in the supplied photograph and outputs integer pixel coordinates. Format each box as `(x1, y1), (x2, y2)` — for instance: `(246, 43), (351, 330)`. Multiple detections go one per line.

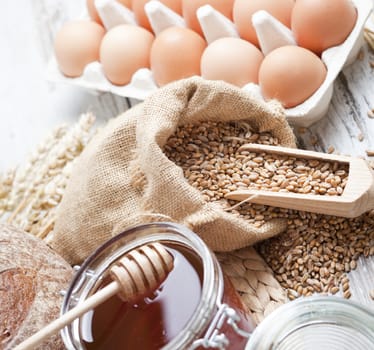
(47, 0), (373, 127)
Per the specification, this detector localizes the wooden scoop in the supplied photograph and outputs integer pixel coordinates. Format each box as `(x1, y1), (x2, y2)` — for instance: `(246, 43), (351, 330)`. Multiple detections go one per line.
(225, 144), (374, 218)
(14, 242), (174, 350)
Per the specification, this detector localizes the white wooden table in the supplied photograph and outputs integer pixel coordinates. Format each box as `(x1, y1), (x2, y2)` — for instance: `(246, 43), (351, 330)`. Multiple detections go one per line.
(0, 0), (373, 316)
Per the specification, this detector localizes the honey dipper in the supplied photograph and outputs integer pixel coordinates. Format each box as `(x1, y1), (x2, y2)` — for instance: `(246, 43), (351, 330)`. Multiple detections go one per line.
(14, 242), (174, 350)
(225, 144), (374, 218)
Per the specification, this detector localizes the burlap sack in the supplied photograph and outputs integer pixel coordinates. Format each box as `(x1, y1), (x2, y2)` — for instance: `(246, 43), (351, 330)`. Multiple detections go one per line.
(51, 77), (296, 264)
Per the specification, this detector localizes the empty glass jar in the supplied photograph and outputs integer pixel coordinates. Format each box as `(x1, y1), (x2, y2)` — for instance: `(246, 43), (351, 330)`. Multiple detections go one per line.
(245, 295), (374, 350)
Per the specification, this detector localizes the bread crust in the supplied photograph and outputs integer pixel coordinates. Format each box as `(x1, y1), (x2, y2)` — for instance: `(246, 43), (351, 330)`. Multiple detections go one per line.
(0, 224), (73, 350)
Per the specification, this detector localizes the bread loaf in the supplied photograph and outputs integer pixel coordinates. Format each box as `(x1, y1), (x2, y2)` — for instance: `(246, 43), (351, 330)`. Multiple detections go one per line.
(0, 224), (73, 349)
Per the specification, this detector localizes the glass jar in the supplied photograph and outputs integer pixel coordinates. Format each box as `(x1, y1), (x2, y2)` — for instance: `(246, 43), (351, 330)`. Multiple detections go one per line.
(61, 222), (255, 349)
(245, 295), (374, 350)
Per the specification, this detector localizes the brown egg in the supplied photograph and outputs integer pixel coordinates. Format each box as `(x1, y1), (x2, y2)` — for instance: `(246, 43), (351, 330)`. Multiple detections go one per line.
(291, 0), (357, 55)
(150, 26), (207, 86)
(201, 37), (263, 87)
(87, 0), (132, 25)
(132, 0), (182, 32)
(87, 0), (103, 24)
(100, 24), (154, 85)
(233, 0), (294, 47)
(117, 0), (132, 8)
(54, 20), (105, 78)
(259, 45), (327, 108)
(183, 0), (234, 36)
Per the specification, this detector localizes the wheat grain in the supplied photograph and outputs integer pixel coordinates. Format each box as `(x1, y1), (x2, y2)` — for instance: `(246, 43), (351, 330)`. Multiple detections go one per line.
(164, 120), (373, 300)
(164, 121), (349, 227)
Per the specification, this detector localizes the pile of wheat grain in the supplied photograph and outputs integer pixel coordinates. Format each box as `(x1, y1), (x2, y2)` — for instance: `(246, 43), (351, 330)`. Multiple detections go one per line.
(164, 120), (373, 299)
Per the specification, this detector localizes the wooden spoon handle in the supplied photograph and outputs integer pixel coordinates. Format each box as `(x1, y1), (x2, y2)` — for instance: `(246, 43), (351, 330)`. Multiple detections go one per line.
(237, 143), (352, 162)
(225, 189), (358, 218)
(13, 281), (120, 350)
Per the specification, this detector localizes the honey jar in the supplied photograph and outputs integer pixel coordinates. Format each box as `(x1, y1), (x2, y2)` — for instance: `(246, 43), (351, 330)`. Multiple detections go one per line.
(61, 222), (255, 349)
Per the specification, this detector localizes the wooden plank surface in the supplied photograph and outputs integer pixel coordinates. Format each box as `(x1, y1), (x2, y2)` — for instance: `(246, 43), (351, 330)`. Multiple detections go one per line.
(0, 0), (373, 311)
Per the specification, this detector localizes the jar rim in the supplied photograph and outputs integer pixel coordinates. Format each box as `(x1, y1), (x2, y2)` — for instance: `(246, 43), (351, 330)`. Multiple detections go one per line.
(61, 222), (224, 349)
(245, 295), (374, 350)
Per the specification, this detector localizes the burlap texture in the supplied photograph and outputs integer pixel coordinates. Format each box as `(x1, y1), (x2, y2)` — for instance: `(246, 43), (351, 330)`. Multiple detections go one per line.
(51, 77), (296, 264)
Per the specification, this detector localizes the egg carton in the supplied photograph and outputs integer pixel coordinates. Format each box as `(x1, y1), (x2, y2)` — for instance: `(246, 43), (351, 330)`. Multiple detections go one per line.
(47, 0), (373, 127)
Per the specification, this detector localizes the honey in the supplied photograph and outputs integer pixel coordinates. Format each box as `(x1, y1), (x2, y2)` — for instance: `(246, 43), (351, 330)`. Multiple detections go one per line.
(61, 223), (255, 349)
(80, 245), (203, 349)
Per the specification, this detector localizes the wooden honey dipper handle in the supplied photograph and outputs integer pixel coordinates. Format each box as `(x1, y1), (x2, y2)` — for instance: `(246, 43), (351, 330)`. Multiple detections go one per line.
(14, 243), (173, 350)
